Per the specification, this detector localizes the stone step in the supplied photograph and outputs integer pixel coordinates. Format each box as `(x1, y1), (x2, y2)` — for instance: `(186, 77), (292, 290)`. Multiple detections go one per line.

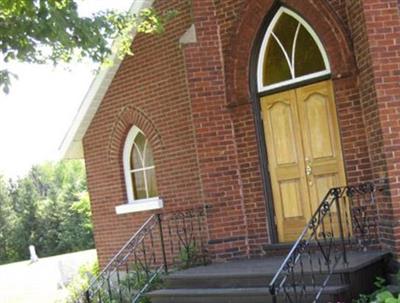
(148, 285), (350, 303)
(164, 251), (390, 290)
(388, 273), (400, 285)
(166, 271), (344, 289)
(147, 251), (390, 303)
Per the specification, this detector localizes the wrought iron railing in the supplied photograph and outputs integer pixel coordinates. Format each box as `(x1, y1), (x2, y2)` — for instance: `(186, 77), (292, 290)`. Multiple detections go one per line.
(269, 182), (380, 303)
(75, 206), (208, 303)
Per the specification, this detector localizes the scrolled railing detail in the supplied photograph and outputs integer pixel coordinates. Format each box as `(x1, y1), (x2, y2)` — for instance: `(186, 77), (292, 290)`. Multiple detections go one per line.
(75, 206), (209, 303)
(269, 182), (380, 303)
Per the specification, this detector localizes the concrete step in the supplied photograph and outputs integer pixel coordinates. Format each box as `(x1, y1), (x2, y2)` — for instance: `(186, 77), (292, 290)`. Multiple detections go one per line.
(148, 285), (350, 303)
(164, 251), (390, 289)
(388, 273), (400, 285)
(166, 271), (344, 289)
(147, 251), (391, 303)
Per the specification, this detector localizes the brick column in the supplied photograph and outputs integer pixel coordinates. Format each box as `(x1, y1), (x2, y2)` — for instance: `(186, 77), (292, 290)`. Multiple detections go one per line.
(181, 0), (250, 260)
(347, 0), (400, 254)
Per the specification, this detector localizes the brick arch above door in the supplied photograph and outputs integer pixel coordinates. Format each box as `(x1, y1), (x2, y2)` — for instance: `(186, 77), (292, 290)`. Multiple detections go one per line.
(224, 0), (356, 107)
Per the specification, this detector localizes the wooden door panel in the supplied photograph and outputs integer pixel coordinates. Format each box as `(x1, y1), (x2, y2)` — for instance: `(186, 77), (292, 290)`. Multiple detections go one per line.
(314, 174), (338, 206)
(261, 80), (346, 243)
(278, 178), (312, 242)
(261, 90), (312, 242)
(296, 81), (348, 237)
(303, 93), (335, 160)
(279, 180), (304, 218)
(296, 81), (346, 191)
(276, 166), (301, 180)
(268, 100), (299, 165)
(313, 173), (351, 236)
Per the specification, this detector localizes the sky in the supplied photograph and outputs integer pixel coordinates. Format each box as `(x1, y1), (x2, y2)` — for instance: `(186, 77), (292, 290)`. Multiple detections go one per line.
(0, 0), (132, 179)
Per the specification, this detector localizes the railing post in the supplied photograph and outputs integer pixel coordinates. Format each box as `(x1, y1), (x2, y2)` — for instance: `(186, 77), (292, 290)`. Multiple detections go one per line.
(157, 213), (168, 274)
(269, 285), (277, 303)
(334, 188), (348, 264)
(85, 290), (91, 303)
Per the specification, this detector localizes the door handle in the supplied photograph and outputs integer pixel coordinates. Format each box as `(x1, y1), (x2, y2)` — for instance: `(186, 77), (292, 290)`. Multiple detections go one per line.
(305, 158), (312, 176)
(305, 157), (313, 186)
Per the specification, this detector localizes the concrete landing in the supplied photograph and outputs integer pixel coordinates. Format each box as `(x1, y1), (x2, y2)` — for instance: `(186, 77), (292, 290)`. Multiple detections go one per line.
(148, 250), (391, 303)
(169, 250), (389, 278)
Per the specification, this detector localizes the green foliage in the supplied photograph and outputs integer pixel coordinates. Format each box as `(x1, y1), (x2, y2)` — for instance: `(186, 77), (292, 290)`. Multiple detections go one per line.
(353, 277), (400, 303)
(178, 242), (203, 270)
(375, 277), (387, 289)
(119, 269), (154, 303)
(0, 0), (177, 93)
(62, 260), (99, 303)
(0, 175), (15, 261)
(74, 266), (162, 303)
(97, 263), (164, 303)
(0, 160), (94, 264)
(375, 291), (398, 303)
(356, 294), (371, 303)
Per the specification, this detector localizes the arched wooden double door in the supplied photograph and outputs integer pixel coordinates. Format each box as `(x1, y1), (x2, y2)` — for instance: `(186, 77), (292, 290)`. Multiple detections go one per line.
(256, 7), (347, 242)
(261, 80), (346, 242)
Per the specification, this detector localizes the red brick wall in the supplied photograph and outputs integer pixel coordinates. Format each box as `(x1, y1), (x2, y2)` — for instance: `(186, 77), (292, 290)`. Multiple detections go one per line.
(181, 0), (256, 260)
(82, 0), (399, 266)
(346, 0), (400, 253)
(83, 0), (203, 267)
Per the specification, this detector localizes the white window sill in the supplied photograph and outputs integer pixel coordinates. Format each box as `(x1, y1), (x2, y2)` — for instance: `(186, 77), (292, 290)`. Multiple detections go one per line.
(115, 198), (163, 215)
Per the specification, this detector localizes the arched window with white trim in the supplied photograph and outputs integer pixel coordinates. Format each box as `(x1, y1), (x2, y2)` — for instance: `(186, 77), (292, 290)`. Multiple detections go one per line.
(116, 126), (163, 214)
(257, 7), (330, 92)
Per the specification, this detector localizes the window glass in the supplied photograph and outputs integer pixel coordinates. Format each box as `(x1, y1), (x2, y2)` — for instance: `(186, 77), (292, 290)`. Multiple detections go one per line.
(144, 142), (154, 167)
(272, 13), (298, 60)
(261, 11), (328, 88)
(132, 171), (147, 199)
(294, 25), (325, 77)
(146, 168), (158, 197)
(134, 132), (146, 153)
(263, 37), (291, 86)
(126, 129), (158, 201)
(130, 145), (142, 170)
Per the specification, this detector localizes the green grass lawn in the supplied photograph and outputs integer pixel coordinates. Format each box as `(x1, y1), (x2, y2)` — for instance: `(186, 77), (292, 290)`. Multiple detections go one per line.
(0, 249), (97, 303)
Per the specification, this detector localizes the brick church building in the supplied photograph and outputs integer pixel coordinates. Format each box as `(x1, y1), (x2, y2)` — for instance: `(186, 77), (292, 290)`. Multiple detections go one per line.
(61, 0), (400, 268)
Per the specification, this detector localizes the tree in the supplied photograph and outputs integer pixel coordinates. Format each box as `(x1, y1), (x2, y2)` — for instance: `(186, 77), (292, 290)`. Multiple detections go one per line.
(34, 160), (93, 255)
(0, 160), (94, 264)
(8, 176), (41, 261)
(0, 176), (14, 263)
(0, 0), (176, 93)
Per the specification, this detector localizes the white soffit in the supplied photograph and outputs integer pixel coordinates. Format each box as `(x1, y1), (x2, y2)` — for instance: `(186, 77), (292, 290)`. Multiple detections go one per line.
(59, 0), (155, 159)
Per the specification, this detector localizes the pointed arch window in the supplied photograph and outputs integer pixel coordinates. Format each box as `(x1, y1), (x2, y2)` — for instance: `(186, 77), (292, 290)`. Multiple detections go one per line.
(257, 7), (330, 92)
(116, 126), (163, 214)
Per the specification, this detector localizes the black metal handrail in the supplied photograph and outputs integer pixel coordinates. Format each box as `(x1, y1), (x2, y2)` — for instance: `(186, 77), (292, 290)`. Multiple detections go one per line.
(269, 182), (379, 303)
(75, 205), (208, 303)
